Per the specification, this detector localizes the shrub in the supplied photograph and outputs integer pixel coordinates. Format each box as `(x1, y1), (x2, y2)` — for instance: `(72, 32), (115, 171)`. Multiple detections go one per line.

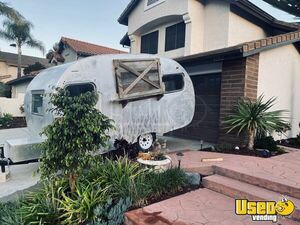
(215, 143), (234, 151)
(23, 62), (45, 75)
(40, 87), (114, 192)
(0, 82), (11, 98)
(254, 136), (279, 152)
(59, 182), (109, 225)
(19, 180), (66, 225)
(0, 201), (22, 225)
(85, 157), (150, 206)
(224, 95), (290, 150)
(0, 113), (13, 129)
(90, 197), (132, 225)
(146, 168), (187, 198)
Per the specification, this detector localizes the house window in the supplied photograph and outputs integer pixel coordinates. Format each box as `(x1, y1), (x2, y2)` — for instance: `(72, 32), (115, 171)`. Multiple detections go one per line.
(32, 91), (44, 115)
(141, 31), (159, 54)
(162, 74), (184, 92)
(145, 0), (165, 10)
(165, 22), (186, 51)
(66, 83), (95, 97)
(147, 0), (159, 6)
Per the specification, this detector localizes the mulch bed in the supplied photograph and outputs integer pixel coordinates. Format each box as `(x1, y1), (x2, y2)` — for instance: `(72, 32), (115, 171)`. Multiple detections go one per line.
(131, 185), (202, 210)
(277, 139), (300, 149)
(200, 147), (286, 158)
(0, 117), (27, 130)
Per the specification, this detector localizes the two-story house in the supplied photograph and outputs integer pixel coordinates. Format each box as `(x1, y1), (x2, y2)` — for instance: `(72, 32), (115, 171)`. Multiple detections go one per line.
(119, 0), (300, 144)
(48, 37), (127, 65)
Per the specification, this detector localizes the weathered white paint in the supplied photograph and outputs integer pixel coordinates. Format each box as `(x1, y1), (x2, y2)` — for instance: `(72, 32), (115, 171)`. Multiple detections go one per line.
(228, 12), (266, 47)
(0, 94), (24, 116)
(258, 45), (300, 139)
(23, 54), (195, 157)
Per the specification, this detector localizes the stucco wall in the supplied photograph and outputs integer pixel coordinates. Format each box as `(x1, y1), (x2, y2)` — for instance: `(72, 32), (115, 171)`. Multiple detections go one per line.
(203, 0), (230, 52)
(258, 45), (300, 138)
(128, 0), (188, 35)
(228, 12), (266, 47)
(0, 94), (24, 116)
(188, 0), (205, 54)
(11, 81), (31, 98)
(62, 47), (78, 63)
(0, 61), (24, 83)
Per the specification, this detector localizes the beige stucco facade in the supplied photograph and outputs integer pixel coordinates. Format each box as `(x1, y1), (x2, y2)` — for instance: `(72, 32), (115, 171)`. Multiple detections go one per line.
(258, 45), (300, 138)
(0, 61), (24, 83)
(127, 0), (268, 57)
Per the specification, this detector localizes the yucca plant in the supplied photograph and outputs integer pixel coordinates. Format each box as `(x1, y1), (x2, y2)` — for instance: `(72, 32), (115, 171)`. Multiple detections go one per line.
(225, 95), (290, 150)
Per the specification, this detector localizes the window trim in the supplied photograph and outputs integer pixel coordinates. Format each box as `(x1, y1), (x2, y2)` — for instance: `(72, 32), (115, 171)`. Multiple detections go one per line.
(31, 90), (45, 116)
(162, 73), (185, 94)
(64, 82), (96, 96)
(165, 22), (186, 52)
(144, 0), (166, 11)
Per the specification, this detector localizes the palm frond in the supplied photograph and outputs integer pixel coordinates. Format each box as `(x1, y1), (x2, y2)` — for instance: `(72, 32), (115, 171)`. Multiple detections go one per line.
(0, 2), (23, 21)
(224, 95), (290, 137)
(26, 37), (45, 54)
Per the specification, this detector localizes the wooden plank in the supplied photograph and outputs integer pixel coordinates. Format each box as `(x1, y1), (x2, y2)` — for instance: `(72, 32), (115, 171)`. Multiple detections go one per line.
(119, 62), (160, 89)
(113, 60), (124, 98)
(123, 60), (156, 95)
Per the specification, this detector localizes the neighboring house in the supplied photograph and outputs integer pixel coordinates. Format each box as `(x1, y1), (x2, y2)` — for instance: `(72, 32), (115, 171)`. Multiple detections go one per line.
(48, 37), (127, 64)
(119, 0), (300, 143)
(0, 51), (50, 84)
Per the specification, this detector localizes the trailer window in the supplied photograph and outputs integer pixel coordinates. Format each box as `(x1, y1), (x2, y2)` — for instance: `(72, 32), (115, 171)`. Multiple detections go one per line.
(162, 74), (184, 93)
(32, 91), (44, 115)
(66, 83), (95, 97)
(113, 59), (164, 101)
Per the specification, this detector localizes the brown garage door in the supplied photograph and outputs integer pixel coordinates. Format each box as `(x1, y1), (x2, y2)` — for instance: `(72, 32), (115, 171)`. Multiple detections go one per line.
(170, 73), (221, 143)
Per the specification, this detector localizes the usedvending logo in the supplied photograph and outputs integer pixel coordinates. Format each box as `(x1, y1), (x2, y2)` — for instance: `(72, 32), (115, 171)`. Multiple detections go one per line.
(235, 197), (295, 222)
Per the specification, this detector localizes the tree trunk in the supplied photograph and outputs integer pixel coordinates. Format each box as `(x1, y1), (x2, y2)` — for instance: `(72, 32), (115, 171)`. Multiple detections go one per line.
(69, 173), (76, 193)
(248, 130), (255, 150)
(17, 43), (22, 78)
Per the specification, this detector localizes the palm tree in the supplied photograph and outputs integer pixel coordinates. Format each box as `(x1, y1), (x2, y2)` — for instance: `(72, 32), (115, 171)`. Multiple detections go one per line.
(224, 95), (290, 150)
(0, 1), (23, 21)
(0, 19), (45, 77)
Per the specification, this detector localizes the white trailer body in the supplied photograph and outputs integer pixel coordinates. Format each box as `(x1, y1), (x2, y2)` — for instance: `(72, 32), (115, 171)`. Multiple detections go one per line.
(7, 54), (195, 162)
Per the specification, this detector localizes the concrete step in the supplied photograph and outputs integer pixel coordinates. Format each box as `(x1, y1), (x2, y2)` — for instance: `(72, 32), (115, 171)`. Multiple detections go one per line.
(214, 165), (300, 199)
(203, 174), (300, 221)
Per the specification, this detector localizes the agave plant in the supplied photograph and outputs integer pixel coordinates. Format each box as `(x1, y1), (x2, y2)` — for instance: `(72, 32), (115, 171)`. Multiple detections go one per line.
(225, 95), (290, 150)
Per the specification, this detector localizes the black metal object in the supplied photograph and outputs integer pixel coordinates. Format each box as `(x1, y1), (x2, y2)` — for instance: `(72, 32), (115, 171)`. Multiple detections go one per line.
(0, 146), (5, 173)
(0, 145), (38, 173)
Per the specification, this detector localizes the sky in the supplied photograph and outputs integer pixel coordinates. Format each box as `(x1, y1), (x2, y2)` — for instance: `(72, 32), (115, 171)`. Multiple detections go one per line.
(0, 0), (299, 58)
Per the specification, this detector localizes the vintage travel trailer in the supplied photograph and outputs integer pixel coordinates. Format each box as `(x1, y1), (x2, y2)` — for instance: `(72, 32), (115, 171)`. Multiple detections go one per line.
(5, 54), (195, 163)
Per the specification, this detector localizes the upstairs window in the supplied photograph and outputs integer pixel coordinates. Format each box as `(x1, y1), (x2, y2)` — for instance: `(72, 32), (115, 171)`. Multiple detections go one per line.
(165, 22), (186, 51)
(162, 74), (184, 93)
(66, 83), (95, 97)
(145, 0), (165, 10)
(141, 31), (159, 54)
(32, 90), (44, 115)
(147, 0), (160, 6)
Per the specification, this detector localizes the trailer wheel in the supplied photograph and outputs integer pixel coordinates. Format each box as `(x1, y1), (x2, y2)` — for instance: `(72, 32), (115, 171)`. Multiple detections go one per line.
(138, 133), (155, 151)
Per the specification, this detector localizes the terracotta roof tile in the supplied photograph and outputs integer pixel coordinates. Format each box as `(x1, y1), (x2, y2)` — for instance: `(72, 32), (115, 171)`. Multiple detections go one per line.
(61, 37), (127, 56)
(242, 30), (300, 54)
